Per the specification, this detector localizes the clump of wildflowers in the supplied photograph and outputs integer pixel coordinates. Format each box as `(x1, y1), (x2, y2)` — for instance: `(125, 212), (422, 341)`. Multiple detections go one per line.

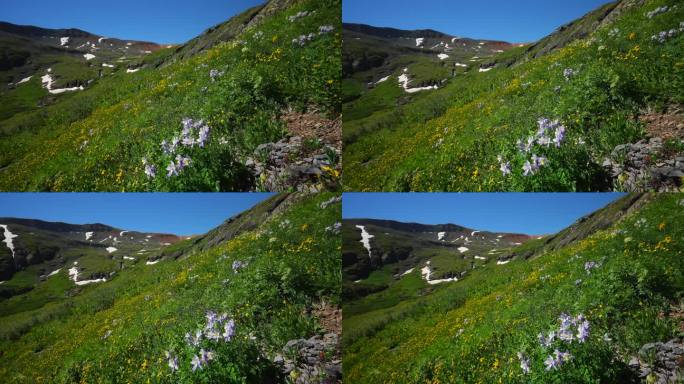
(584, 261), (601, 274)
(292, 33), (317, 46)
(174, 310), (236, 373)
(209, 69), (224, 82)
(142, 158), (156, 178)
(517, 352), (531, 374)
(318, 25), (334, 34)
(288, 10), (312, 22)
(544, 349), (572, 370)
(563, 68), (577, 81)
(646, 6), (670, 19)
(651, 25), (682, 43)
(232, 260), (246, 273)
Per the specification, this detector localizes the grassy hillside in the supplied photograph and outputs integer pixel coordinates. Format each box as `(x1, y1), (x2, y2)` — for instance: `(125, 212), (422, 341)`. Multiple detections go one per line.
(0, 192), (341, 383)
(343, 0), (684, 191)
(343, 193), (684, 383)
(0, 0), (341, 191)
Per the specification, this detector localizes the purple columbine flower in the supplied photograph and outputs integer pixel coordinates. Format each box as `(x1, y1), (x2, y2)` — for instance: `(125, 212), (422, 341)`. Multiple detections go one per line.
(164, 351), (179, 372)
(523, 160), (534, 176)
(166, 161), (179, 177)
(554, 125), (566, 147)
(175, 155), (191, 170)
(538, 331), (555, 347)
(517, 352), (531, 374)
(191, 354), (203, 371)
(577, 319), (590, 342)
(232, 260), (244, 273)
(555, 349), (572, 364)
(144, 163), (156, 179)
(223, 319), (235, 341)
(544, 354), (559, 370)
(197, 125), (210, 148)
(500, 161), (511, 176)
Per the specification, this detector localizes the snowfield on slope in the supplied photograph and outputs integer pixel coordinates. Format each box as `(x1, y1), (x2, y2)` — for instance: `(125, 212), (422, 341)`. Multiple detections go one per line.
(421, 261), (458, 285)
(0, 225), (18, 260)
(355, 225), (374, 259)
(398, 69), (438, 93)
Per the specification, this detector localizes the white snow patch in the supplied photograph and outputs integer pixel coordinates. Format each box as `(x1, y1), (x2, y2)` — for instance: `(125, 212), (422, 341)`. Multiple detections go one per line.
(471, 231), (480, 236)
(126, 68), (140, 73)
(421, 261), (457, 285)
(495, 49), (504, 53)
(162, 242), (171, 246)
(354, 279), (362, 283)
(126, 42), (133, 46)
(451, 37), (457, 43)
(60, 37), (70, 46)
(415, 37), (424, 47)
(85, 232), (93, 240)
(437, 232), (446, 241)
(479, 67), (493, 72)
(497, 234), (503, 238)
(454, 63), (468, 67)
(497, 260), (510, 265)
(355, 225), (374, 259)
(47, 268), (62, 277)
(119, 231), (128, 237)
(375, 75), (390, 84)
(102, 63), (115, 68)
(106, 247), (117, 253)
(123, 256), (135, 260)
(474, 256), (487, 260)
(401, 268), (415, 276)
(514, 242), (521, 245)
(41, 72), (84, 94)
(17, 76), (32, 84)
(146, 259), (160, 265)
(98, 37), (107, 43)
(479, 42), (485, 45)
(458, 246), (469, 253)
(398, 73), (437, 93)
(437, 53), (449, 60)
(0, 225), (18, 261)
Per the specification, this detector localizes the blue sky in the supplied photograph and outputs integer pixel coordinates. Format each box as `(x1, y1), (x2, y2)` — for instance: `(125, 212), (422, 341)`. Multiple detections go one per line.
(343, 0), (610, 42)
(0, 193), (273, 235)
(343, 193), (625, 235)
(1, 0), (264, 44)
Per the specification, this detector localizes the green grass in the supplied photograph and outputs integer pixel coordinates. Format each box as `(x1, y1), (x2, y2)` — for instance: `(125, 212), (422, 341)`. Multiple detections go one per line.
(343, 0), (684, 191)
(0, 192), (341, 383)
(0, 0), (341, 191)
(343, 193), (684, 383)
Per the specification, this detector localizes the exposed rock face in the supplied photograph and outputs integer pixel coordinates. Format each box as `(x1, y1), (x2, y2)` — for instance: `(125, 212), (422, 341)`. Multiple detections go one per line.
(245, 136), (341, 192)
(628, 337), (684, 383)
(274, 333), (341, 383)
(602, 138), (684, 192)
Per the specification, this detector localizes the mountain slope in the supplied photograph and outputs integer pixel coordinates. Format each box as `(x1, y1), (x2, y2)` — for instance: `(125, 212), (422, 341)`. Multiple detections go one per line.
(0, 192), (342, 383)
(342, 23), (519, 134)
(0, 0), (341, 192)
(343, 0), (684, 192)
(343, 193), (684, 383)
(0, 21), (170, 120)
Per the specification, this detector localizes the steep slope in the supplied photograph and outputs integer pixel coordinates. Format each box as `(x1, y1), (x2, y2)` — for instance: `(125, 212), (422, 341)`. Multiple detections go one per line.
(0, 192), (342, 383)
(0, 0), (341, 192)
(344, 0), (684, 192)
(344, 193), (684, 383)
